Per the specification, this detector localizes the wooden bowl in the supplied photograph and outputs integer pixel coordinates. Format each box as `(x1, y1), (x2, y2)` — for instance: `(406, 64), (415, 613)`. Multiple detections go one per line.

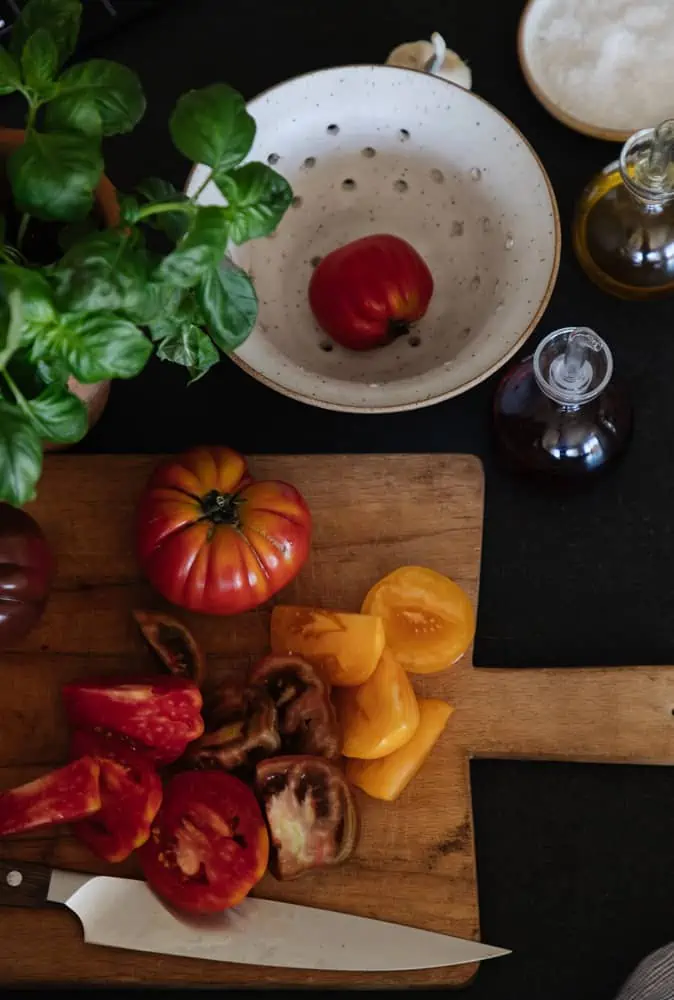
(188, 65), (560, 413)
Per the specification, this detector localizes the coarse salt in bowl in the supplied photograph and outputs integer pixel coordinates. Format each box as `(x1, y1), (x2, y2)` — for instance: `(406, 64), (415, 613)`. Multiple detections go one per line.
(519, 0), (674, 140)
(187, 65), (560, 413)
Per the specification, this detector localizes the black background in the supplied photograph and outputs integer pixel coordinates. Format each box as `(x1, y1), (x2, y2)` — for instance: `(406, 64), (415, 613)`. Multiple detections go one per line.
(7, 1), (674, 997)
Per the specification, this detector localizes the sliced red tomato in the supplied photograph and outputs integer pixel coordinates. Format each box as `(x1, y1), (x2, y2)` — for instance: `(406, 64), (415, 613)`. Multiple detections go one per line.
(62, 676), (204, 765)
(0, 757), (101, 837)
(70, 731), (163, 863)
(138, 771), (268, 914)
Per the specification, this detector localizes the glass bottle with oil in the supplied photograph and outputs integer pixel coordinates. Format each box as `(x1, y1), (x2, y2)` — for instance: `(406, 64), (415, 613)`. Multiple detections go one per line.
(573, 119), (674, 299)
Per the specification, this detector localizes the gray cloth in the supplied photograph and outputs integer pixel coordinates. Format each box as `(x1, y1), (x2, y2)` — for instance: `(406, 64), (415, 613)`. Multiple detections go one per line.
(616, 945), (674, 1000)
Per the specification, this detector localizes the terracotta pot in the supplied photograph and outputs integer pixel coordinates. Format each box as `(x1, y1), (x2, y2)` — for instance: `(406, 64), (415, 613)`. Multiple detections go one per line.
(0, 127), (120, 446)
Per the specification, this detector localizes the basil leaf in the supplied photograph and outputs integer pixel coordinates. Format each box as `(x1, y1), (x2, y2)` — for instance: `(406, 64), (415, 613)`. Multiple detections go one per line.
(53, 230), (150, 316)
(216, 162), (292, 244)
(8, 130), (103, 221)
(169, 83), (255, 172)
(0, 288), (23, 369)
(25, 383), (87, 443)
(0, 264), (55, 335)
(156, 323), (219, 383)
(11, 0), (81, 69)
(46, 59), (145, 137)
(136, 177), (189, 243)
(196, 260), (257, 352)
(30, 312), (151, 383)
(159, 206), (230, 289)
(0, 401), (42, 506)
(0, 47), (21, 96)
(21, 27), (58, 92)
(148, 291), (202, 342)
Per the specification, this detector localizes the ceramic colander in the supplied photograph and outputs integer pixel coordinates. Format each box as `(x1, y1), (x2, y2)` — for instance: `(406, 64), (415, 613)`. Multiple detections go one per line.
(187, 65), (560, 413)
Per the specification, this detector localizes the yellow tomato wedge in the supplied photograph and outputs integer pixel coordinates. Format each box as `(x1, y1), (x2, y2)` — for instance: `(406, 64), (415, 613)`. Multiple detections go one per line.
(346, 698), (454, 801)
(270, 606), (385, 686)
(361, 565), (475, 673)
(335, 648), (420, 759)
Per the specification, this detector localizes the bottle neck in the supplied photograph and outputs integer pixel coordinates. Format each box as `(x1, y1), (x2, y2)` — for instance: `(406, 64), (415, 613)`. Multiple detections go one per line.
(620, 120), (674, 206)
(534, 327), (613, 407)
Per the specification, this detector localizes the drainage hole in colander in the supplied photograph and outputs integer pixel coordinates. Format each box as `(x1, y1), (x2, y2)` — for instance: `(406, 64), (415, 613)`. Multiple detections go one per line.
(341, 178), (356, 191)
(394, 179), (408, 193)
(408, 335), (421, 347)
(310, 255), (322, 268)
(267, 153), (280, 165)
(327, 124), (340, 135)
(292, 195), (303, 209)
(303, 156), (317, 168)
(399, 128), (411, 140)
(430, 168), (444, 183)
(319, 340), (334, 352)
(361, 146), (376, 158)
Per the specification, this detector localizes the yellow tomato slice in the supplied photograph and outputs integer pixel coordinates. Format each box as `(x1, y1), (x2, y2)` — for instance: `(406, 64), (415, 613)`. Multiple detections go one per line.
(335, 648), (420, 759)
(361, 566), (475, 673)
(270, 606), (385, 686)
(346, 698), (454, 801)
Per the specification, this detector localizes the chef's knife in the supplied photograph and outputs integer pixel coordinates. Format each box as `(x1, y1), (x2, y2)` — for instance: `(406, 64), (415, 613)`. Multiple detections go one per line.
(0, 860), (509, 972)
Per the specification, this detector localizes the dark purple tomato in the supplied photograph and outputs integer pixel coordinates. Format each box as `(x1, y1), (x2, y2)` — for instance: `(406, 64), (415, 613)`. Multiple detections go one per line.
(0, 504), (54, 646)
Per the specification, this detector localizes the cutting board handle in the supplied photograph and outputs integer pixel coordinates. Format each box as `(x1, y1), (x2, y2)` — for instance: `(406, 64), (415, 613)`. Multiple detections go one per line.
(0, 860), (50, 908)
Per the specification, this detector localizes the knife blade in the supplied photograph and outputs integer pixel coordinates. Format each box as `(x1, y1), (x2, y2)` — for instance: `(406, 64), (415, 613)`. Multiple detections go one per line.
(0, 860), (509, 972)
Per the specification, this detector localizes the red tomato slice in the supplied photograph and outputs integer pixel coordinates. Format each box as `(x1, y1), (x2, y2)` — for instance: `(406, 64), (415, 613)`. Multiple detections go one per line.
(70, 731), (163, 863)
(0, 757), (101, 837)
(62, 676), (204, 765)
(138, 771), (268, 914)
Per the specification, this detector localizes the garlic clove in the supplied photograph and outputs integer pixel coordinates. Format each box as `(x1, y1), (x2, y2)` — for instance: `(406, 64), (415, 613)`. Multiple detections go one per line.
(386, 33), (472, 90)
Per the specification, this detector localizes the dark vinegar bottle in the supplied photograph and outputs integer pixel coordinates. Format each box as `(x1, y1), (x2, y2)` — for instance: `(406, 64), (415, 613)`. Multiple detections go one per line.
(493, 326), (632, 477)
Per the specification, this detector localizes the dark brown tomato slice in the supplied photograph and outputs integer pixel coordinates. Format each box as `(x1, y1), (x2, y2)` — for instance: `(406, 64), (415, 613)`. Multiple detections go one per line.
(138, 771), (269, 914)
(0, 757), (101, 837)
(186, 691), (280, 774)
(62, 676), (204, 765)
(133, 610), (206, 687)
(70, 731), (163, 863)
(248, 655), (341, 759)
(255, 755), (358, 880)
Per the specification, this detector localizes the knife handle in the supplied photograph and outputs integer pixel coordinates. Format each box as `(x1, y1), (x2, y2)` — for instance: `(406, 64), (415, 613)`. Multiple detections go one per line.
(0, 860), (50, 908)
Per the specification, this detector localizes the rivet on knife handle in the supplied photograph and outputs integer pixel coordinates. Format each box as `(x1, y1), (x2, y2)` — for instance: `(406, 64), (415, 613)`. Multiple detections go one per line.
(0, 860), (51, 908)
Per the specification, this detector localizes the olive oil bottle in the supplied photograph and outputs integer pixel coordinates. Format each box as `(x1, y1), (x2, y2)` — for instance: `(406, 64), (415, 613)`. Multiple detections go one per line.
(573, 119), (674, 299)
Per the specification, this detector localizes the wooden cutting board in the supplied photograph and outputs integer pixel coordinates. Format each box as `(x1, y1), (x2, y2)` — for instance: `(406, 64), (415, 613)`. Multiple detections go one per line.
(2, 453), (674, 988)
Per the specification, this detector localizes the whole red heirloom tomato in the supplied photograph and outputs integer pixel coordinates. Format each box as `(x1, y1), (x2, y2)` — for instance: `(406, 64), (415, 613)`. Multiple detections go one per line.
(138, 770), (269, 914)
(308, 234), (434, 351)
(136, 446), (311, 615)
(0, 503), (54, 647)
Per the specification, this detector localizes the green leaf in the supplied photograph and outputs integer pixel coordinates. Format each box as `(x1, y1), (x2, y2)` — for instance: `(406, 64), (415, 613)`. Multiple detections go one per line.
(11, 0), (81, 69)
(46, 59), (145, 137)
(0, 264), (55, 329)
(0, 401), (42, 506)
(156, 323), (219, 383)
(25, 383), (87, 443)
(8, 130), (103, 221)
(52, 230), (151, 315)
(159, 206), (230, 289)
(30, 312), (152, 383)
(196, 259), (257, 352)
(170, 83), (255, 172)
(0, 288), (23, 369)
(216, 162), (293, 244)
(0, 47), (21, 96)
(148, 290), (202, 343)
(21, 27), (58, 91)
(136, 177), (189, 242)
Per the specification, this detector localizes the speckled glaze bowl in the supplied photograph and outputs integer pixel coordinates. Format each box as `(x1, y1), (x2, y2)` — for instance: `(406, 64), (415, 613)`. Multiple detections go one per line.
(186, 65), (560, 413)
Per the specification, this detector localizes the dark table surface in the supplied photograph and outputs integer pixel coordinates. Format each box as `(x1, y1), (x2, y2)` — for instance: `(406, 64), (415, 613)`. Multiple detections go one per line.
(6, 1), (674, 998)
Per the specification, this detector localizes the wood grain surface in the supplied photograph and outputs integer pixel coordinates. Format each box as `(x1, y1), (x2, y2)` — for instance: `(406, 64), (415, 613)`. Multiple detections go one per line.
(0, 453), (484, 988)
(5, 453), (673, 988)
